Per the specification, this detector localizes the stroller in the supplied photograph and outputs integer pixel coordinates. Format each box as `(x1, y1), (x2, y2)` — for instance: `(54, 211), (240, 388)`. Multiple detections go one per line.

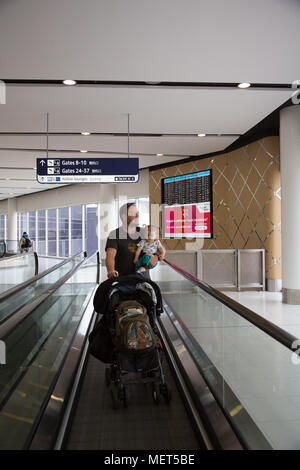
(89, 274), (171, 408)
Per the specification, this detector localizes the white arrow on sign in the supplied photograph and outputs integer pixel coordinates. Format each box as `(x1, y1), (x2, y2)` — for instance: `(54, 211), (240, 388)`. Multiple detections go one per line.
(40, 160), (46, 166)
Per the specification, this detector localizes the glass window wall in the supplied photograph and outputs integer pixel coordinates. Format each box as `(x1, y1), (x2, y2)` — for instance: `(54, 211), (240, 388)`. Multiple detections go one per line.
(29, 211), (36, 243)
(20, 212), (28, 236)
(116, 197), (149, 228)
(71, 205), (83, 255)
(85, 204), (98, 257)
(48, 209), (57, 256)
(0, 215), (5, 240)
(59, 207), (69, 257)
(16, 198), (148, 258)
(38, 210), (46, 255)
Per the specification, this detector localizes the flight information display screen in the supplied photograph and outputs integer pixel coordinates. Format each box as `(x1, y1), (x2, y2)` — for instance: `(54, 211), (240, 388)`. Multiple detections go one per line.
(161, 169), (213, 238)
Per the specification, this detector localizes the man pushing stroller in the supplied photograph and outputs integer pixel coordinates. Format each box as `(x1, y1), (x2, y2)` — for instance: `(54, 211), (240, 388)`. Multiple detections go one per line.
(105, 202), (163, 279)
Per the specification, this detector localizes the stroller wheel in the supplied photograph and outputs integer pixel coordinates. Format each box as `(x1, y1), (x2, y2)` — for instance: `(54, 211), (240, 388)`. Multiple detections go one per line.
(152, 384), (160, 405)
(119, 387), (128, 408)
(159, 383), (171, 404)
(105, 368), (111, 387)
(110, 389), (118, 409)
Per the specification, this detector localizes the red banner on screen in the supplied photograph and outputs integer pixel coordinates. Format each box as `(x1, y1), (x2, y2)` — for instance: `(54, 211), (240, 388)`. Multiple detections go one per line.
(163, 203), (211, 238)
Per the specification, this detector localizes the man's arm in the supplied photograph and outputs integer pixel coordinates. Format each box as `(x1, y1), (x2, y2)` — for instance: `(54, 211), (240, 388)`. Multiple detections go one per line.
(133, 246), (142, 264)
(157, 244), (166, 260)
(148, 254), (158, 268)
(105, 247), (118, 278)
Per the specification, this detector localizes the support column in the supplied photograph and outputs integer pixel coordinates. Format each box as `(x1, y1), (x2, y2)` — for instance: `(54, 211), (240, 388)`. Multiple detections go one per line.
(280, 105), (300, 303)
(7, 198), (18, 253)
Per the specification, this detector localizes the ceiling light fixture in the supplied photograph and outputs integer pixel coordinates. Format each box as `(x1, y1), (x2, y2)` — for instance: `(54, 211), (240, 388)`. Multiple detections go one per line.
(63, 79), (77, 86)
(238, 82), (251, 89)
(81, 132), (91, 136)
(80, 150), (88, 153)
(156, 153), (164, 157)
(197, 133), (206, 137)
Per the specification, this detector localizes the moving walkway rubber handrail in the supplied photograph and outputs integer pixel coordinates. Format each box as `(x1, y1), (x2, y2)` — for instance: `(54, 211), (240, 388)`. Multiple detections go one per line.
(0, 250), (33, 262)
(0, 250), (86, 303)
(96, 251), (100, 284)
(0, 251), (98, 341)
(33, 251), (38, 275)
(0, 240), (6, 257)
(163, 258), (298, 352)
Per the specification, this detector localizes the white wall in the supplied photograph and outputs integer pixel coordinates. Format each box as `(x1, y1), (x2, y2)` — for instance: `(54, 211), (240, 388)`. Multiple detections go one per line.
(115, 169), (149, 200)
(17, 182), (110, 212)
(0, 169), (149, 214)
(0, 200), (7, 215)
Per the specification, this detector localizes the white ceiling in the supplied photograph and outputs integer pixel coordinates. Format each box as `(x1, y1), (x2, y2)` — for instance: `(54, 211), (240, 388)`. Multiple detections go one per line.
(0, 0), (299, 201)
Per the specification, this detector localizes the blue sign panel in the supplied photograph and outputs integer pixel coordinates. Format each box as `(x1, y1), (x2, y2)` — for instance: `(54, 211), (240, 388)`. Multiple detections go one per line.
(36, 158), (139, 183)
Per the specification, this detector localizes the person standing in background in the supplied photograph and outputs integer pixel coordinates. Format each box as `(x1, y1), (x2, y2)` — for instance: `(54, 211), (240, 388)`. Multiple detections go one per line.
(19, 232), (32, 253)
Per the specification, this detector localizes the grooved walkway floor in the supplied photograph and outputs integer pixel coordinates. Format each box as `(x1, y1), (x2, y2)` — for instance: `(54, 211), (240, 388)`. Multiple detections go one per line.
(65, 355), (201, 450)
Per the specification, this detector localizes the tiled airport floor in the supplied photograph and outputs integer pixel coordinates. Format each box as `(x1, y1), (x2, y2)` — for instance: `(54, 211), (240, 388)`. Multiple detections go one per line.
(225, 291), (300, 339)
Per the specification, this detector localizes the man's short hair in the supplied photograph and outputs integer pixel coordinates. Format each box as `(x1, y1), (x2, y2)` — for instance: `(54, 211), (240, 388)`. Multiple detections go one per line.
(119, 202), (137, 220)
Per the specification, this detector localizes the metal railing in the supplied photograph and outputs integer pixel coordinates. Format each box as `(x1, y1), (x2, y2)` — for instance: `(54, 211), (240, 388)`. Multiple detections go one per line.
(165, 249), (265, 291)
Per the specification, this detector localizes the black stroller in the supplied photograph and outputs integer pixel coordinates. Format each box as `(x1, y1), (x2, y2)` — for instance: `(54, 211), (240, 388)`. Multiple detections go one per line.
(89, 274), (171, 408)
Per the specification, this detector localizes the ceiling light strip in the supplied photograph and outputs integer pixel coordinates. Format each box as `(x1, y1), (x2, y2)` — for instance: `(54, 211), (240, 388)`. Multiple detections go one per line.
(0, 132), (241, 137)
(0, 79), (295, 90)
(0, 147), (191, 158)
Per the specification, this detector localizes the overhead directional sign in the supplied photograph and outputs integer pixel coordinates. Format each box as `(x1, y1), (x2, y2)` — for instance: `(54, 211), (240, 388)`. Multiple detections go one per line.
(36, 158), (139, 183)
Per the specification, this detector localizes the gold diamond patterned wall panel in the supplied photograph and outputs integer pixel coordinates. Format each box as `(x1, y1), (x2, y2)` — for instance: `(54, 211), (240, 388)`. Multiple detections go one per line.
(150, 136), (281, 281)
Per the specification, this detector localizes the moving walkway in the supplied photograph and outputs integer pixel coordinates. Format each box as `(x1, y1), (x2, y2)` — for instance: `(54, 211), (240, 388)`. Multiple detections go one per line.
(0, 258), (298, 450)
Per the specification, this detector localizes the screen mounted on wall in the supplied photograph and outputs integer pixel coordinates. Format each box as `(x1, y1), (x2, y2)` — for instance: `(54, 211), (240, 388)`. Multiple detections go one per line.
(161, 169), (213, 238)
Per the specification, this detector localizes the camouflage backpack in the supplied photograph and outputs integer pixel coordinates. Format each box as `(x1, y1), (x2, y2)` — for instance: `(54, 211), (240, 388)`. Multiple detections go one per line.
(114, 300), (156, 353)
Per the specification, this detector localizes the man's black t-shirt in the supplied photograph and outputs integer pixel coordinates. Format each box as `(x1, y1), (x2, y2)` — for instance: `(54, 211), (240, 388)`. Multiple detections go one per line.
(105, 227), (141, 276)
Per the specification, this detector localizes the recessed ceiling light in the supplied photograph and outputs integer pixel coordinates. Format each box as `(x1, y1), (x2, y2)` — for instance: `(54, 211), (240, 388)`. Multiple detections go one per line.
(5, 177), (10, 180)
(81, 132), (91, 136)
(80, 150), (88, 153)
(63, 79), (77, 86)
(238, 82), (251, 89)
(156, 153), (164, 157)
(197, 133), (206, 137)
